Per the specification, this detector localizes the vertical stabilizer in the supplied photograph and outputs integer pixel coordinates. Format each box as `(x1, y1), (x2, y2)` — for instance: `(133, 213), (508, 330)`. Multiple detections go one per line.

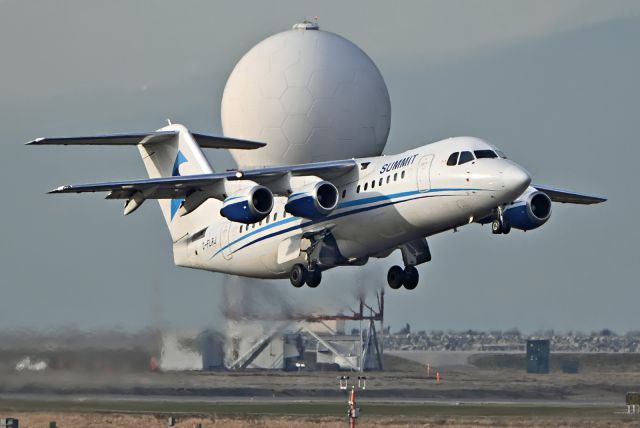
(138, 124), (214, 242)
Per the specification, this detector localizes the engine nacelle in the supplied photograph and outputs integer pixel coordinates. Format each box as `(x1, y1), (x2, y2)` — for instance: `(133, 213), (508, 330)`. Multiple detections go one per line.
(220, 185), (274, 224)
(503, 190), (552, 231)
(285, 181), (339, 219)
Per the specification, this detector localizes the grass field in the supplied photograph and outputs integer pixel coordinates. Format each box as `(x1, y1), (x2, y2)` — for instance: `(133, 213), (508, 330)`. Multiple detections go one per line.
(0, 398), (638, 427)
(2, 352), (640, 426)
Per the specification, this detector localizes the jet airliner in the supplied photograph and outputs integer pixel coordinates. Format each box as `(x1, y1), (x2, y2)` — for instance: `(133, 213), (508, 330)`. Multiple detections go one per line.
(29, 124), (605, 289)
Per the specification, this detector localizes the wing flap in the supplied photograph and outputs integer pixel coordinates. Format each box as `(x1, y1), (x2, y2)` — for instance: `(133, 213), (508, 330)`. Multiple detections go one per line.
(534, 184), (606, 204)
(242, 159), (357, 181)
(49, 172), (230, 199)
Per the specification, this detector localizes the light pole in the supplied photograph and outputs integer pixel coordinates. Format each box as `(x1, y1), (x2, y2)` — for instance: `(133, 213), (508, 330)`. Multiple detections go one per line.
(338, 375), (367, 427)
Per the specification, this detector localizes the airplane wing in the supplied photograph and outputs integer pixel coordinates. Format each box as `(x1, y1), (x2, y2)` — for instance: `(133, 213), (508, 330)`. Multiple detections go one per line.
(48, 159), (358, 199)
(533, 184), (606, 205)
(26, 131), (266, 150)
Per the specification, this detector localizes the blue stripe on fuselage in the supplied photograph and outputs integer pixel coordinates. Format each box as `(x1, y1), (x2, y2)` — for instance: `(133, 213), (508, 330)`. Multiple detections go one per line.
(209, 187), (483, 259)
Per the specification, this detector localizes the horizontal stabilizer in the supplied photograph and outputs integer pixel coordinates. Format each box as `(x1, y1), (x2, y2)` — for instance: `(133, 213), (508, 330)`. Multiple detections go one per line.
(191, 133), (265, 150)
(26, 131), (175, 146)
(27, 131), (265, 150)
(533, 184), (606, 204)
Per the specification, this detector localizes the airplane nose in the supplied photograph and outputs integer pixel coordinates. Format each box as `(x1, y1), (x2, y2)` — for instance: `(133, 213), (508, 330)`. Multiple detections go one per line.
(502, 164), (531, 194)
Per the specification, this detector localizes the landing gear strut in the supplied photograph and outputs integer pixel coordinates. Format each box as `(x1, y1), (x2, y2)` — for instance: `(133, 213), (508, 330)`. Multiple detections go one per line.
(289, 263), (322, 288)
(386, 265), (420, 290)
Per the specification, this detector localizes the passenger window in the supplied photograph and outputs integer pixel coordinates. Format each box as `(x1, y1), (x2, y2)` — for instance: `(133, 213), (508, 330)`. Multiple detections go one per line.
(364, 182), (368, 191)
(342, 189), (346, 199)
(274, 213), (278, 221)
(458, 151), (474, 165)
(379, 178), (383, 186)
(371, 180), (375, 189)
(266, 216), (269, 224)
(386, 176), (390, 184)
(447, 152), (459, 166)
(394, 173), (398, 181)
(357, 185), (360, 193)
(239, 225), (243, 233)
(401, 171), (405, 179)
(474, 150), (497, 159)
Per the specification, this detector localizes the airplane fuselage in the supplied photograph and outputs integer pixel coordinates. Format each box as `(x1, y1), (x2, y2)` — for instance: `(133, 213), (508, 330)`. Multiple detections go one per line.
(178, 137), (530, 278)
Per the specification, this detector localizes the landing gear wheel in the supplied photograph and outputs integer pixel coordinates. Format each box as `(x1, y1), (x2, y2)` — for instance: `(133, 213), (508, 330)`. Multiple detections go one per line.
(403, 266), (419, 290)
(290, 264), (307, 288)
(306, 270), (322, 288)
(492, 218), (511, 234)
(387, 265), (405, 290)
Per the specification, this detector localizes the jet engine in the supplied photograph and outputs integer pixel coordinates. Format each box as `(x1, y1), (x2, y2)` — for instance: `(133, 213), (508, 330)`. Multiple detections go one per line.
(503, 189), (552, 231)
(220, 185), (274, 224)
(285, 181), (339, 219)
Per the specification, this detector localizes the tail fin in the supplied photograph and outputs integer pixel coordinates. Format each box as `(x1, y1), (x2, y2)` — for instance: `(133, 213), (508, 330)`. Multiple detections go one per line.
(138, 124), (214, 242)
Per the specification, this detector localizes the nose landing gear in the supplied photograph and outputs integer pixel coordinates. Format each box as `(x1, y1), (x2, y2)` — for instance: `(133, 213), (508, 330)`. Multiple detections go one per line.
(491, 218), (511, 234)
(492, 206), (511, 234)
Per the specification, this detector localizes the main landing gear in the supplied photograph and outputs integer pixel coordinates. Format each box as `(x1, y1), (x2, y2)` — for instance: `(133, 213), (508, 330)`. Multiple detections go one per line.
(386, 238), (431, 291)
(289, 263), (322, 288)
(387, 265), (419, 290)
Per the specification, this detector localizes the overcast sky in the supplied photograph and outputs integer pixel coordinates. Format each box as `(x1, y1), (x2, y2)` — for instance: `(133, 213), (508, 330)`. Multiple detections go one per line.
(1, 0), (638, 334)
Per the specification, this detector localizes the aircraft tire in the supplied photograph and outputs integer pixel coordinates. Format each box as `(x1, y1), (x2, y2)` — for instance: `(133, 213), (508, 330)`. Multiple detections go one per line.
(306, 270), (322, 288)
(491, 219), (502, 234)
(387, 265), (404, 289)
(403, 266), (419, 290)
(502, 221), (511, 234)
(290, 264), (307, 288)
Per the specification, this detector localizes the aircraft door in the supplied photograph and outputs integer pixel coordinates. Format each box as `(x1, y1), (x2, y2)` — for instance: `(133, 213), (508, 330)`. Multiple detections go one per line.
(417, 155), (433, 191)
(220, 222), (232, 260)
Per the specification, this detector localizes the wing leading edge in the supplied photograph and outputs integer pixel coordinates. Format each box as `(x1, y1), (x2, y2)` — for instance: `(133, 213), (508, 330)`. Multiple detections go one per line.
(533, 184), (606, 205)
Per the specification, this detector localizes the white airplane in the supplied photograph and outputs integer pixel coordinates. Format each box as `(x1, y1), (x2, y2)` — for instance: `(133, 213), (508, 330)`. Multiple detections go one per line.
(29, 124), (605, 289)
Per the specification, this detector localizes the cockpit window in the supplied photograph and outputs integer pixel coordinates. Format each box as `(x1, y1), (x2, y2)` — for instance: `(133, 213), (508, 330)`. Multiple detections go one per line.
(474, 150), (497, 159)
(446, 152), (459, 166)
(458, 151), (474, 165)
(496, 150), (507, 159)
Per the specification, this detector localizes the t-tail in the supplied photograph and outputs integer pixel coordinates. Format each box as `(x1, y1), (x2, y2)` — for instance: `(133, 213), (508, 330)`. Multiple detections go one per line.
(27, 123), (266, 242)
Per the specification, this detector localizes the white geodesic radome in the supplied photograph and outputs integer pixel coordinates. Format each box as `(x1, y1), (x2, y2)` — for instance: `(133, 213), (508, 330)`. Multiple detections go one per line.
(221, 22), (391, 168)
